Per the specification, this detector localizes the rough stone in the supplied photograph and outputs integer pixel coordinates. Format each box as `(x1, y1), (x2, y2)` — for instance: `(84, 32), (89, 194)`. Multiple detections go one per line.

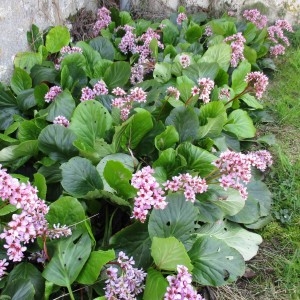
(0, 0), (98, 84)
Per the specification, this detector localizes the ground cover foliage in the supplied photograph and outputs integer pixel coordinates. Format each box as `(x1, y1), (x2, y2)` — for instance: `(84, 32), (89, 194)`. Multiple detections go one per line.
(0, 5), (295, 300)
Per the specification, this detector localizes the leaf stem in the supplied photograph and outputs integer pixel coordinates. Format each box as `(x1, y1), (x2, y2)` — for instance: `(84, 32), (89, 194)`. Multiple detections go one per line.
(67, 285), (75, 300)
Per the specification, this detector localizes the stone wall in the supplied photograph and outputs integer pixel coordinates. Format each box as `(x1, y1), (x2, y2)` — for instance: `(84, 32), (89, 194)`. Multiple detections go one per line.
(0, 0), (98, 84)
(0, 0), (299, 84)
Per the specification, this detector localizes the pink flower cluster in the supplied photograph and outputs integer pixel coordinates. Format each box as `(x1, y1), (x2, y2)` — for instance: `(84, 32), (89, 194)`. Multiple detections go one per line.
(53, 116), (70, 127)
(111, 87), (147, 120)
(164, 265), (205, 300)
(167, 86), (180, 101)
(0, 165), (71, 270)
(131, 166), (167, 223)
(118, 25), (137, 55)
(219, 87), (231, 100)
(245, 71), (269, 99)
(0, 259), (8, 278)
(177, 13), (188, 25)
(243, 9), (268, 29)
(80, 80), (108, 102)
(180, 54), (191, 68)
(224, 32), (246, 67)
(164, 173), (208, 203)
(104, 251), (146, 299)
(44, 86), (62, 103)
(93, 7), (111, 36)
(204, 25), (213, 36)
(213, 150), (273, 199)
(268, 19), (293, 57)
(191, 78), (215, 104)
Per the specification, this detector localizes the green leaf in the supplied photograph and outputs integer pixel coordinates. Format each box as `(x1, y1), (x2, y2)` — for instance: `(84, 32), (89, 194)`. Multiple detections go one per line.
(176, 75), (195, 103)
(77, 249), (115, 284)
(46, 196), (86, 229)
(199, 43), (232, 71)
(103, 160), (136, 199)
(155, 125), (179, 151)
(14, 52), (43, 72)
(209, 20), (236, 36)
(0, 140), (38, 162)
(110, 222), (152, 269)
(228, 180), (272, 224)
(1, 279), (35, 300)
(27, 24), (43, 52)
(3, 263), (44, 300)
(182, 62), (219, 83)
(231, 60), (251, 94)
(161, 19), (179, 45)
(11, 68), (32, 95)
(143, 268), (168, 300)
(104, 61), (131, 88)
(198, 101), (227, 138)
(188, 236), (245, 286)
(38, 124), (78, 162)
(224, 109), (256, 139)
(16, 88), (36, 111)
(45, 26), (70, 53)
(185, 24), (203, 43)
(0, 204), (17, 216)
(148, 193), (198, 245)
(43, 90), (76, 122)
(69, 100), (112, 148)
(240, 94), (263, 109)
(17, 119), (45, 142)
(153, 63), (172, 83)
(151, 237), (193, 271)
(196, 221), (262, 261)
(42, 231), (91, 287)
(33, 173), (47, 200)
(244, 45), (257, 64)
(114, 108), (153, 151)
(60, 157), (103, 198)
(89, 37), (115, 61)
(177, 142), (217, 177)
(165, 107), (199, 142)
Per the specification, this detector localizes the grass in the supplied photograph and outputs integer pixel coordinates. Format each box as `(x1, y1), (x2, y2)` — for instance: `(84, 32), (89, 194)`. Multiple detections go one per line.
(213, 43), (300, 299)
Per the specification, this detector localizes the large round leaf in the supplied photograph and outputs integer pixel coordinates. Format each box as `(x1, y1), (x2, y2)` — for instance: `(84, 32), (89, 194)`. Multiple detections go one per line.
(188, 236), (245, 286)
(143, 268), (168, 300)
(38, 124), (78, 162)
(60, 156), (103, 198)
(69, 100), (112, 149)
(45, 26), (70, 53)
(103, 61), (131, 88)
(148, 193), (198, 245)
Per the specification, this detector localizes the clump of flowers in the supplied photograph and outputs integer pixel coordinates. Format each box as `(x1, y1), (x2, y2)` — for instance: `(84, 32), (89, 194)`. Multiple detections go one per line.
(245, 71), (269, 99)
(179, 54), (191, 68)
(118, 25), (137, 55)
(112, 87), (147, 120)
(104, 251), (147, 299)
(53, 116), (70, 127)
(44, 86), (62, 103)
(243, 9), (268, 29)
(80, 87), (95, 102)
(93, 6), (111, 36)
(167, 86), (180, 101)
(219, 87), (231, 100)
(93, 80), (108, 96)
(0, 165), (71, 269)
(191, 78), (215, 104)
(131, 166), (167, 223)
(164, 265), (205, 300)
(164, 173), (208, 202)
(213, 150), (273, 199)
(0, 259), (9, 278)
(268, 19), (293, 57)
(177, 13), (188, 25)
(204, 25), (213, 36)
(224, 32), (246, 67)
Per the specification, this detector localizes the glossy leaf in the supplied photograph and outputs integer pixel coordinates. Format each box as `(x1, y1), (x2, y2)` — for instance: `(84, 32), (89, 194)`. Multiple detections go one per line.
(188, 236), (245, 286)
(60, 156), (103, 198)
(45, 26), (70, 53)
(104, 61), (131, 88)
(154, 125), (179, 151)
(42, 231), (91, 286)
(143, 268), (168, 300)
(151, 237), (193, 271)
(10, 67), (32, 95)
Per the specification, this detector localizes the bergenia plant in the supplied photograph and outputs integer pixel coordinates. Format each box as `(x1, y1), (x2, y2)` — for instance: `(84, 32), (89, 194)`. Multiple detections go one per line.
(0, 4), (292, 299)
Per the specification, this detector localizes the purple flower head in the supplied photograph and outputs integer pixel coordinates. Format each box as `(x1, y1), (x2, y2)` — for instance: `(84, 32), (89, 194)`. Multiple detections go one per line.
(224, 32), (246, 67)
(44, 86), (62, 103)
(53, 116), (70, 127)
(93, 80), (108, 96)
(93, 7), (111, 36)
(177, 13), (188, 25)
(167, 86), (180, 100)
(80, 87), (95, 102)
(164, 265), (205, 300)
(243, 9), (268, 29)
(245, 71), (268, 99)
(192, 78), (214, 104)
(180, 54), (191, 68)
